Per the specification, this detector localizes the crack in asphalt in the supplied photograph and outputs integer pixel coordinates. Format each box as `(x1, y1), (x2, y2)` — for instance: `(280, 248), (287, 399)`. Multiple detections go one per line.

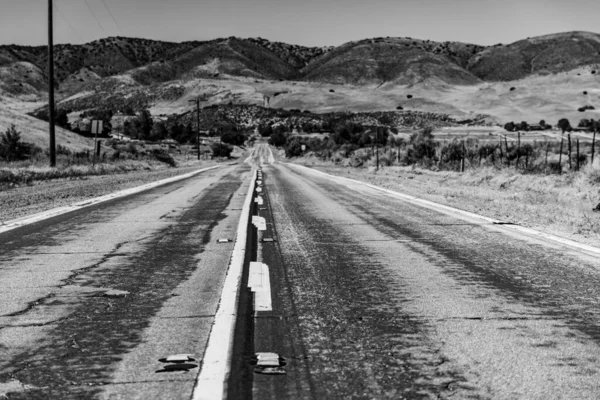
(3, 239), (138, 319)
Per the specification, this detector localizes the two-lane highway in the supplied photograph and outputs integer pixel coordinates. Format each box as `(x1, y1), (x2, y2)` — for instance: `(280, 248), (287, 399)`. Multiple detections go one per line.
(3, 143), (600, 399)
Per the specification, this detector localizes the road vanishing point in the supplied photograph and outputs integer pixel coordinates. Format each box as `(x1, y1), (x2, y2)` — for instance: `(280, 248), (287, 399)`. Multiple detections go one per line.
(1, 144), (600, 399)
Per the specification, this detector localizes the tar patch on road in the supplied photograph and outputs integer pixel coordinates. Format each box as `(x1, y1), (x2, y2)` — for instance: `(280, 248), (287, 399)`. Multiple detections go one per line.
(0, 175), (243, 399)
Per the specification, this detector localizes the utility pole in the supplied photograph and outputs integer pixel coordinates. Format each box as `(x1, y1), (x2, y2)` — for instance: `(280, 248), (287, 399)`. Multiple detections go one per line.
(48, 0), (56, 167)
(189, 98), (200, 160)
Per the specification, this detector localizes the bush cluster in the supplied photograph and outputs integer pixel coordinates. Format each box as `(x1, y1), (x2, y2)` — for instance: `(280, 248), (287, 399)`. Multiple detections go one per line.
(0, 125), (42, 162)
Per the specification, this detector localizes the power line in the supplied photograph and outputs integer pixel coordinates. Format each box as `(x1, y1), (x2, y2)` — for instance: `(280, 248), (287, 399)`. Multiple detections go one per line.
(83, 0), (108, 37)
(53, 0), (84, 42)
(99, 0), (124, 35)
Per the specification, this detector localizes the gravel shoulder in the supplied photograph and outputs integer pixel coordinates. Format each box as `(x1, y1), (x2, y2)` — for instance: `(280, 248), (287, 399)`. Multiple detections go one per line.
(0, 162), (221, 223)
(291, 158), (600, 248)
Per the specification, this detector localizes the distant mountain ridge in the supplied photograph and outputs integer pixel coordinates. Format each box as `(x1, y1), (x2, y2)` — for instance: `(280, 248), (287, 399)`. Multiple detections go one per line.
(1, 31), (600, 96)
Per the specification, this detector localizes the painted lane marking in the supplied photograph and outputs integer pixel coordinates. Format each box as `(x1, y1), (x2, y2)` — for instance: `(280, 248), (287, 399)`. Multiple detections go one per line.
(252, 216), (267, 231)
(289, 164), (600, 258)
(248, 262), (272, 312)
(0, 165), (220, 235)
(248, 262), (268, 291)
(191, 169), (257, 400)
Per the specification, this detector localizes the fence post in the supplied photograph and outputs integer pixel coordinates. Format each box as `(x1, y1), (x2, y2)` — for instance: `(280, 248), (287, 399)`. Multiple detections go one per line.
(545, 140), (549, 170)
(505, 136), (510, 167)
(592, 131), (596, 165)
(558, 136), (563, 174)
(461, 140), (465, 172)
(576, 138), (580, 171)
(568, 134), (572, 170)
(499, 138), (503, 167)
(516, 131), (521, 169)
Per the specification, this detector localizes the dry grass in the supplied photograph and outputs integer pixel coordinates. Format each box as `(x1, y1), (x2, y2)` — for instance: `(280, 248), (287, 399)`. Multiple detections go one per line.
(299, 158), (600, 247)
(0, 160), (162, 189)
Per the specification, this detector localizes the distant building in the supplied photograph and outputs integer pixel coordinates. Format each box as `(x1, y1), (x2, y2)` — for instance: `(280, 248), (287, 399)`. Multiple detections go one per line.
(71, 118), (91, 132)
(572, 127), (591, 132)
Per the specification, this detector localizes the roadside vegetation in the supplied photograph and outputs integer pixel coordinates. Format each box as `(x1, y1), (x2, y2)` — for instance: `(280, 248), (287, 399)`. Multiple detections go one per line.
(0, 124), (192, 189)
(268, 118), (599, 175)
(262, 117), (600, 245)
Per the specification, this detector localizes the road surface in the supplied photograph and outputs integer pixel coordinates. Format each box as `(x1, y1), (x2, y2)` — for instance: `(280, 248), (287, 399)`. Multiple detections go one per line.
(2, 144), (600, 399)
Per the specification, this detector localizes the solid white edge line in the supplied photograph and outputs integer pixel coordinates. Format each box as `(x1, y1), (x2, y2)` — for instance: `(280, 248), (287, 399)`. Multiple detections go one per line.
(0, 165), (221, 235)
(191, 168), (257, 400)
(287, 163), (600, 257)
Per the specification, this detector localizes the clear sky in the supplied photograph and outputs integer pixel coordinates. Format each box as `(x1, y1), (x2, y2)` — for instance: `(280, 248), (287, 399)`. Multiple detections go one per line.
(1, 0), (599, 47)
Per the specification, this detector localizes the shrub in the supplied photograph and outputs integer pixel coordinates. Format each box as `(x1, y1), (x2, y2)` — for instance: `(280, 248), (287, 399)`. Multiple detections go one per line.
(56, 144), (72, 156)
(510, 87), (516, 91)
(578, 105), (595, 112)
(405, 126), (436, 165)
(329, 89), (335, 93)
(407, 94), (413, 99)
(268, 131), (286, 147)
(285, 137), (303, 158)
(152, 149), (176, 166)
(221, 131), (246, 146)
(211, 143), (232, 158)
(0, 125), (36, 161)
(396, 106), (403, 110)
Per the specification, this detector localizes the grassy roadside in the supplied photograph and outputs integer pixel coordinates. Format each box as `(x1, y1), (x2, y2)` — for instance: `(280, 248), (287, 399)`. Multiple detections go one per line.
(0, 160), (171, 189)
(293, 157), (600, 247)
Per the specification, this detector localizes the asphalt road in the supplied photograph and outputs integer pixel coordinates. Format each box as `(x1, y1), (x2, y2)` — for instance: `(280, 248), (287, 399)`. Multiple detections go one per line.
(4, 144), (600, 399)
(249, 148), (600, 399)
(0, 163), (252, 399)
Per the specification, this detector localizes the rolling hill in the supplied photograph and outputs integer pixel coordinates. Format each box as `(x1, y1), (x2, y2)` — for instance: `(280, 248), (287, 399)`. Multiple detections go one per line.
(468, 31), (600, 81)
(2, 32), (600, 92)
(1, 31), (600, 136)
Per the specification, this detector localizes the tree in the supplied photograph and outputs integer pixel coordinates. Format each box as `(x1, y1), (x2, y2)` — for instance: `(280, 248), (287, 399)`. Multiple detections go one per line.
(557, 118), (571, 133)
(136, 109), (153, 140)
(406, 126), (437, 164)
(518, 121), (529, 131)
(123, 106), (136, 116)
(170, 122), (185, 143)
(0, 125), (30, 161)
(211, 142), (233, 158)
(55, 109), (70, 129)
(285, 137), (303, 158)
(221, 132), (246, 146)
(578, 119), (591, 129)
(504, 122), (515, 132)
(258, 124), (273, 137)
(123, 120), (138, 138)
(149, 121), (169, 141)
(268, 131), (287, 147)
